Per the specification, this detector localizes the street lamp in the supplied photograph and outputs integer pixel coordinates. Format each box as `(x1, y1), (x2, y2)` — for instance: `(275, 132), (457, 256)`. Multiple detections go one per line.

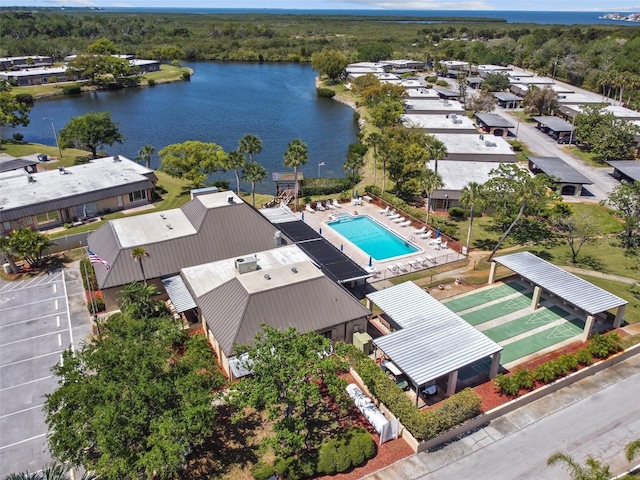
(318, 161), (325, 178)
(444, 194), (449, 212)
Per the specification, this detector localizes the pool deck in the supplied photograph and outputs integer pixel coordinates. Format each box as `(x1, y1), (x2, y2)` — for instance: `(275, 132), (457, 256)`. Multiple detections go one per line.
(299, 200), (465, 281)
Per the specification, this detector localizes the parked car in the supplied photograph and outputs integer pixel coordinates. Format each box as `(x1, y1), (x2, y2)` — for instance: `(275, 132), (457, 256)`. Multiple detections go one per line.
(557, 136), (577, 144)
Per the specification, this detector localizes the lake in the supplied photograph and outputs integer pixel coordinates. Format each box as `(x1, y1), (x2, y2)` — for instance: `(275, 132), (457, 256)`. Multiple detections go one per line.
(14, 62), (359, 194)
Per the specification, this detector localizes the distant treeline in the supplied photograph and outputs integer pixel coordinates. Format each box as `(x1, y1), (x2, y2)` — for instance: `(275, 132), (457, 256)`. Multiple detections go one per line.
(1, 10), (639, 103)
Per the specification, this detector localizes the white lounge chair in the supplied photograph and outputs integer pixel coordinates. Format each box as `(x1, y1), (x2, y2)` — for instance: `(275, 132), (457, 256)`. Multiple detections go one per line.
(326, 201), (336, 210)
(395, 262), (407, 272)
(332, 199), (342, 209)
(440, 241), (448, 250)
(420, 231), (433, 240)
(385, 209), (396, 217)
(426, 255), (436, 264)
(413, 225), (426, 235)
(305, 204), (315, 213)
(416, 257), (426, 266)
(388, 213), (401, 220)
(316, 202), (326, 211)
(431, 237), (441, 246)
(408, 259), (418, 269)
(392, 216), (405, 223)
(378, 205), (390, 215)
(387, 265), (398, 274)
(399, 220), (412, 227)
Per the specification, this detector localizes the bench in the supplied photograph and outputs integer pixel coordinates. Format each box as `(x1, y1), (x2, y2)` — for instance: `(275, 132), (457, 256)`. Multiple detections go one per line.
(363, 195), (373, 203)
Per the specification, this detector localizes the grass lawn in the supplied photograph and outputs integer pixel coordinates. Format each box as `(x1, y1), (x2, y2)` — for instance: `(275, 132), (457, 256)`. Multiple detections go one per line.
(0, 139), (87, 166)
(574, 275), (640, 325)
(561, 145), (608, 168)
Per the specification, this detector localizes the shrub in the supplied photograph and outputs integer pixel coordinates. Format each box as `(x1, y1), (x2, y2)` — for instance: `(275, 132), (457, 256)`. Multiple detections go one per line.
(250, 462), (275, 480)
(335, 443), (352, 473)
(87, 297), (105, 314)
(316, 87), (336, 98)
(364, 184), (382, 196)
(534, 362), (559, 384)
(557, 354), (579, 374)
(436, 79), (449, 86)
(12, 132), (24, 141)
(62, 84), (81, 95)
(426, 75), (438, 82)
(316, 441), (338, 475)
(575, 348), (594, 366)
(80, 259), (98, 290)
(181, 71), (191, 81)
(588, 333), (622, 359)
(512, 368), (535, 390)
(493, 373), (518, 396)
(448, 206), (465, 218)
(147, 78), (156, 86)
(353, 111), (360, 122)
(15, 93), (34, 104)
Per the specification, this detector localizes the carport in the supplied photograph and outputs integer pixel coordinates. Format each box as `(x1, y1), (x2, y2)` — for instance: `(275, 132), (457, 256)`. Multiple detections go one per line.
(475, 113), (515, 137)
(489, 252), (627, 338)
(531, 116), (575, 142)
(493, 92), (521, 108)
(527, 156), (592, 196)
(366, 282), (502, 403)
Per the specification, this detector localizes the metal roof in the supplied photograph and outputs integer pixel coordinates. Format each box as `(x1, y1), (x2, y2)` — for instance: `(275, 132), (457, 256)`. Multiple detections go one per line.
(527, 156), (592, 184)
(607, 161), (640, 182)
(0, 155), (38, 173)
(475, 113), (515, 128)
(494, 252), (627, 315)
(531, 116), (575, 132)
(274, 220), (370, 284)
(162, 275), (197, 312)
(493, 92), (520, 101)
(197, 265), (371, 356)
(368, 282), (502, 387)
(434, 87), (459, 98)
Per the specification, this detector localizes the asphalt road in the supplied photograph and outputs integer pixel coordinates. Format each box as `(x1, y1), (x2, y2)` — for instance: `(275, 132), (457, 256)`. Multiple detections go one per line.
(0, 264), (91, 477)
(364, 353), (640, 479)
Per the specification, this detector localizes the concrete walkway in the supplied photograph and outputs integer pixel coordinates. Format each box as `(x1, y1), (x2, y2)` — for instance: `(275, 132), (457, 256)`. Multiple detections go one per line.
(560, 265), (640, 286)
(362, 352), (640, 479)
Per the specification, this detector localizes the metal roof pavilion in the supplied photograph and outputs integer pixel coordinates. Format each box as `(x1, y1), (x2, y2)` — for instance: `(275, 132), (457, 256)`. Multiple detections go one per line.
(607, 161), (640, 182)
(531, 116), (575, 132)
(494, 252), (627, 315)
(368, 282), (502, 387)
(475, 113), (515, 128)
(527, 156), (592, 184)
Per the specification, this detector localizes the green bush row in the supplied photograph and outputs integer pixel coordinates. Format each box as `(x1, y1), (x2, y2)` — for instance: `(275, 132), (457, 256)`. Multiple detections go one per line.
(86, 296), (105, 314)
(15, 93), (34, 104)
(426, 75), (438, 82)
(79, 258), (98, 291)
(62, 84), (81, 95)
(316, 87), (336, 98)
(346, 345), (481, 441)
(301, 177), (353, 196)
(494, 333), (622, 396)
(436, 80), (449, 86)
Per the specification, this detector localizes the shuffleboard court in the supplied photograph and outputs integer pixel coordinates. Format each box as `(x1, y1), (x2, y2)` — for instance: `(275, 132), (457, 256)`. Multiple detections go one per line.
(444, 282), (528, 313)
(461, 292), (533, 326)
(482, 305), (572, 343)
(500, 318), (585, 364)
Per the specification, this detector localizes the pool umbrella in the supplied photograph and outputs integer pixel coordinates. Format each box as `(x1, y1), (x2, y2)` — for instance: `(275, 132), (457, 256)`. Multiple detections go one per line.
(369, 256), (373, 267)
(302, 212), (305, 222)
(436, 228), (441, 238)
(355, 189), (359, 199)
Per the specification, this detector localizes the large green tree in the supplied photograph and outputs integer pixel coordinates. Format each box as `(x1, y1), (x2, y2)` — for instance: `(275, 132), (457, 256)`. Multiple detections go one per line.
(229, 325), (348, 456)
(357, 42), (393, 62)
(522, 85), (559, 116)
(483, 163), (558, 259)
(311, 49), (348, 83)
(460, 181), (486, 253)
(468, 89), (498, 113)
(238, 133), (263, 164)
(481, 72), (510, 92)
(283, 138), (309, 209)
(44, 311), (226, 480)
(6, 228), (56, 269)
(608, 180), (640, 249)
(574, 105), (640, 162)
(59, 111), (123, 159)
(0, 92), (31, 148)
(555, 213), (600, 264)
(159, 140), (226, 188)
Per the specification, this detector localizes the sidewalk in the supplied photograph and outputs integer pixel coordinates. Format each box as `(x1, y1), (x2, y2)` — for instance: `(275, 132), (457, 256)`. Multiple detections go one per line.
(362, 352), (640, 479)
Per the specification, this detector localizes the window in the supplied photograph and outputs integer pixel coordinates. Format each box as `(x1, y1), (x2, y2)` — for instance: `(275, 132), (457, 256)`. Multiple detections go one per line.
(129, 190), (147, 202)
(74, 203), (97, 219)
(25, 217), (33, 225)
(1, 221), (11, 232)
(35, 210), (60, 225)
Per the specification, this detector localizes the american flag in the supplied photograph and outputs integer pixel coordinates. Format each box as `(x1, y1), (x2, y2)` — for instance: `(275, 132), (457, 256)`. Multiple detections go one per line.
(88, 249), (110, 270)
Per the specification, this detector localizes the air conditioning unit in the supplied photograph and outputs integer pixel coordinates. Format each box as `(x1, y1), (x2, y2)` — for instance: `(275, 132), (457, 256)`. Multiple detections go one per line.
(235, 255), (258, 274)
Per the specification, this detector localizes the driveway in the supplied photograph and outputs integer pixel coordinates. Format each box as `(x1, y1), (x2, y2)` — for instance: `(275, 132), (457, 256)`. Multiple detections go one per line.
(0, 263), (91, 476)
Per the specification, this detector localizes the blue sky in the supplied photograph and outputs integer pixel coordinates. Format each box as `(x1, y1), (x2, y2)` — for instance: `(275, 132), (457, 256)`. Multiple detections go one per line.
(6, 0), (640, 11)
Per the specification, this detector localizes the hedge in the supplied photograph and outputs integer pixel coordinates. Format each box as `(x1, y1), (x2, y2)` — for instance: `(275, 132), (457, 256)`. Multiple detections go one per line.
(315, 427), (375, 475)
(80, 258), (98, 291)
(301, 177), (352, 196)
(316, 87), (336, 98)
(62, 84), (81, 95)
(15, 93), (34, 104)
(346, 345), (482, 441)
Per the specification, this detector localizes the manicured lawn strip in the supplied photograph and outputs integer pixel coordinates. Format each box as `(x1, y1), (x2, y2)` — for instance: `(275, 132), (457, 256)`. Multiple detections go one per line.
(482, 305), (571, 343)
(500, 318), (585, 364)
(460, 292), (533, 326)
(444, 282), (528, 313)
(574, 275), (640, 325)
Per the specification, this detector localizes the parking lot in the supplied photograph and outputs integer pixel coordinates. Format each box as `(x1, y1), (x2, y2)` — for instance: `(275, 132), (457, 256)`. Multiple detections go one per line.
(0, 265), (90, 476)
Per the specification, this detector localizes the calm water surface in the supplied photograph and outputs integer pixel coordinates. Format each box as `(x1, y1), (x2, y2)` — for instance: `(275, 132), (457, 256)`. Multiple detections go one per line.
(16, 62), (359, 194)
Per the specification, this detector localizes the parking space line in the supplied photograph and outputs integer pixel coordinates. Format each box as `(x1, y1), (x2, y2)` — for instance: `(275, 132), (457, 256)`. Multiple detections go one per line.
(0, 312), (61, 328)
(0, 404), (44, 420)
(0, 295), (67, 313)
(62, 269), (75, 352)
(0, 351), (63, 368)
(0, 375), (54, 392)
(1, 330), (65, 347)
(0, 433), (48, 451)
(0, 280), (61, 294)
(20, 275), (44, 289)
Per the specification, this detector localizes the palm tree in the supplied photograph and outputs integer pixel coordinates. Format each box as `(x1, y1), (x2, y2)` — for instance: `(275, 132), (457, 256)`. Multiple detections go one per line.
(420, 169), (443, 226)
(547, 452), (612, 480)
(0, 236), (19, 274)
(283, 138), (309, 210)
(242, 161), (267, 207)
(4, 462), (99, 480)
(223, 150), (246, 196)
(117, 281), (164, 318)
(427, 138), (448, 174)
(366, 132), (383, 188)
(238, 133), (263, 164)
(131, 247), (149, 284)
(460, 181), (486, 254)
(343, 150), (365, 197)
(135, 144), (155, 169)
(626, 439), (640, 462)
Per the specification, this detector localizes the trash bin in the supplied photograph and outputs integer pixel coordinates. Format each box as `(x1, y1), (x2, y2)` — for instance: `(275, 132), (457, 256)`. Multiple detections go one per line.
(3, 263), (12, 274)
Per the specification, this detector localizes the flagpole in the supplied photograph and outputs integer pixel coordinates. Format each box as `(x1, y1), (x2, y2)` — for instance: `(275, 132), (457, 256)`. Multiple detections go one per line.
(80, 241), (99, 334)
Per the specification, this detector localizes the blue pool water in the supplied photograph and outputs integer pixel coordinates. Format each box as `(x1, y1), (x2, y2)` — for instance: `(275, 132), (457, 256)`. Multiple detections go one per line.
(327, 215), (419, 261)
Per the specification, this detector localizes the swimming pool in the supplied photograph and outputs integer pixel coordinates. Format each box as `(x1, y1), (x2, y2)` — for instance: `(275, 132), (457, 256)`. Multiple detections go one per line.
(327, 214), (419, 261)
